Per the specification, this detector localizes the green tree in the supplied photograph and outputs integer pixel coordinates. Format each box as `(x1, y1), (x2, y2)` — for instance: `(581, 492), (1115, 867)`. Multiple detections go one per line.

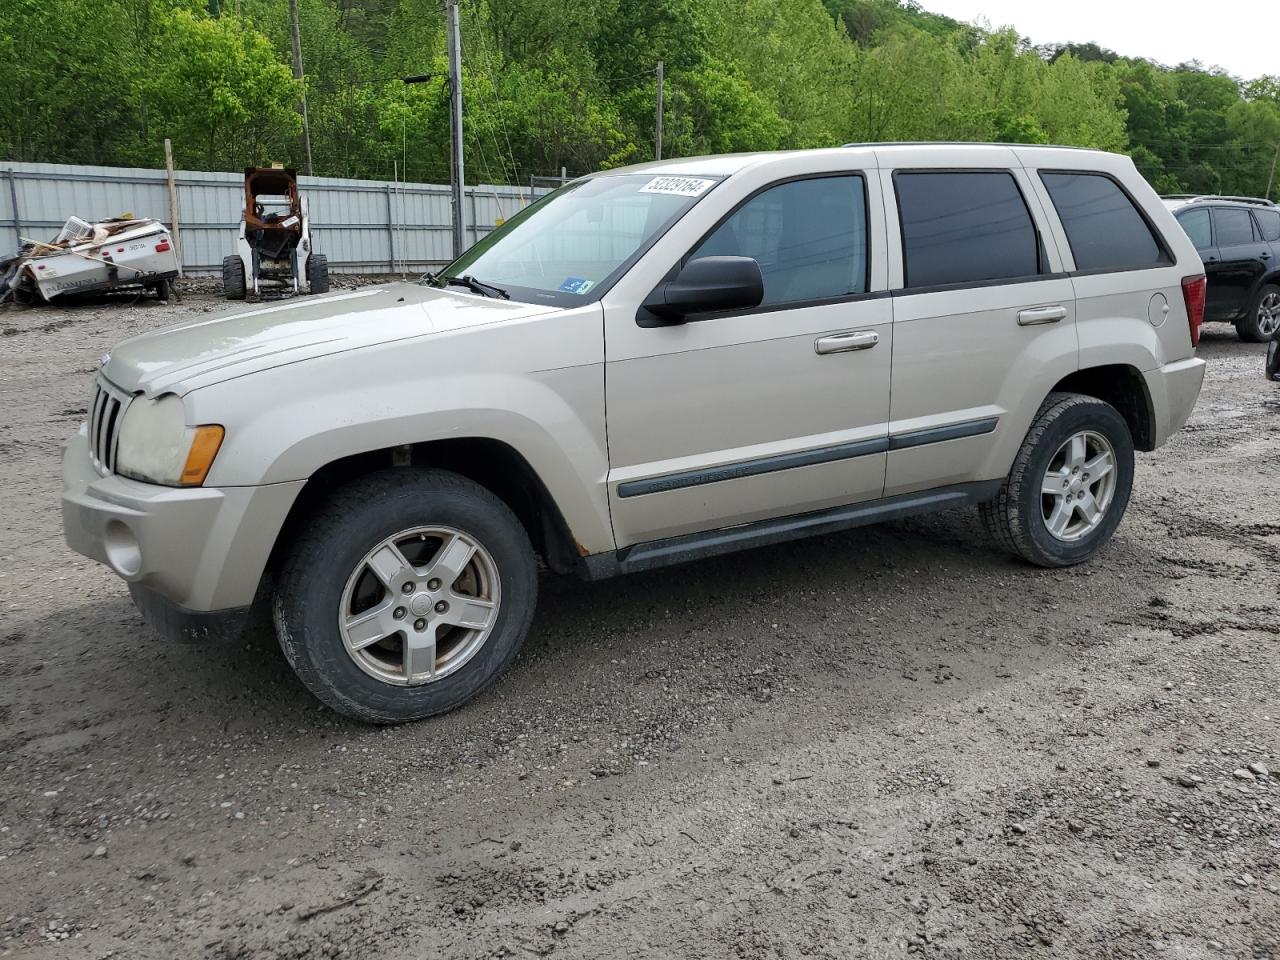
(143, 9), (301, 168)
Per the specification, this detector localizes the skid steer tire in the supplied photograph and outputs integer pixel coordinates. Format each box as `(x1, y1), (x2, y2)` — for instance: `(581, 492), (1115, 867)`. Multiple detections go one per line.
(222, 256), (247, 300)
(307, 254), (329, 295)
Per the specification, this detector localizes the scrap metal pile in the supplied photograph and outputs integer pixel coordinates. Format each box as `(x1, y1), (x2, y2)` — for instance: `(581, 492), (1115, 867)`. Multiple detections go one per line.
(0, 215), (181, 304)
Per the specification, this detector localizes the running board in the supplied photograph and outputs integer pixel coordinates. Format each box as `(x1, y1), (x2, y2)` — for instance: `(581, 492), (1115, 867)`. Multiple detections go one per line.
(581, 480), (1002, 579)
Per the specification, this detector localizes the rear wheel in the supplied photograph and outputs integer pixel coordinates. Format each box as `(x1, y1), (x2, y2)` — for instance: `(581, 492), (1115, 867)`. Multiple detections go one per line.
(222, 255), (246, 300)
(307, 253), (329, 295)
(981, 393), (1134, 567)
(1238, 284), (1280, 343)
(273, 469), (537, 723)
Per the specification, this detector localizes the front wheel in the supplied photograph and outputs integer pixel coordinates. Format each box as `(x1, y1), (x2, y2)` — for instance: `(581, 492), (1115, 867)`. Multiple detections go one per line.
(981, 393), (1134, 567)
(273, 469), (537, 723)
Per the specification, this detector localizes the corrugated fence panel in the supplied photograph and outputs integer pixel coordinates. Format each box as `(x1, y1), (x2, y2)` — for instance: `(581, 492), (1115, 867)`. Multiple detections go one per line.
(1, 161), (531, 275)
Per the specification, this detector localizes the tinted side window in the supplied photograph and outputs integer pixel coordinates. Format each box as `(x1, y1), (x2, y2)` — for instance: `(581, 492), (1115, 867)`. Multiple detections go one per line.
(1213, 207), (1257, 246)
(691, 176), (868, 306)
(895, 171), (1039, 288)
(1255, 208), (1280, 242)
(1176, 208), (1213, 250)
(1040, 172), (1168, 270)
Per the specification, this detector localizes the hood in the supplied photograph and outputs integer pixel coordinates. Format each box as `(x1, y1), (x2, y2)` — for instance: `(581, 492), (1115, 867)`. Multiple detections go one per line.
(101, 282), (558, 396)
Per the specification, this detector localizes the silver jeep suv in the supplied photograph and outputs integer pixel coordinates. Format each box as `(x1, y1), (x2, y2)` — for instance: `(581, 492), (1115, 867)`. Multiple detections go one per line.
(63, 144), (1207, 722)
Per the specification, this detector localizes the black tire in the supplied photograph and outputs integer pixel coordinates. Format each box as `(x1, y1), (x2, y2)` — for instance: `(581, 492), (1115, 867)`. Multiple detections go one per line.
(1266, 331), (1280, 382)
(273, 469), (537, 723)
(307, 253), (329, 295)
(980, 392), (1135, 567)
(1238, 283), (1280, 343)
(222, 255), (247, 300)
(152, 278), (173, 303)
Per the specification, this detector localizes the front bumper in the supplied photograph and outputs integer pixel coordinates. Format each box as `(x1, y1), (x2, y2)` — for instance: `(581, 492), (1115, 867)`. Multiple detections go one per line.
(61, 426), (303, 631)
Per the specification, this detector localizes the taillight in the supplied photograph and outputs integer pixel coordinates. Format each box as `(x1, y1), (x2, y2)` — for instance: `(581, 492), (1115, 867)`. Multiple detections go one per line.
(155, 240), (171, 253)
(1181, 274), (1205, 347)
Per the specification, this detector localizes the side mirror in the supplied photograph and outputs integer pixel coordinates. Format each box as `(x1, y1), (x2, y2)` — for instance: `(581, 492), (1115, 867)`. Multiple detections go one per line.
(641, 256), (764, 324)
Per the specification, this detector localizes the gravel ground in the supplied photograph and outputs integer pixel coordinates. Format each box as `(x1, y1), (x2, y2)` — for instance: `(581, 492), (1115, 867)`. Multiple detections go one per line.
(1, 293), (1278, 959)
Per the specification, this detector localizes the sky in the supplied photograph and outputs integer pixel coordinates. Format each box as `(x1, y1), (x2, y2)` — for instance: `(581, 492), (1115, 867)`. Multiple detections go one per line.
(920, 0), (1274, 81)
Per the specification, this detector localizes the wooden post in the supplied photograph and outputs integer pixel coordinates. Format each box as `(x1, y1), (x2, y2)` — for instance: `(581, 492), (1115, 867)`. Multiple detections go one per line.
(163, 139), (182, 266)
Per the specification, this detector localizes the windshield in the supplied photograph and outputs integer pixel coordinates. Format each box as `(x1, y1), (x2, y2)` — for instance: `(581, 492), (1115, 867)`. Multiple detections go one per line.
(433, 173), (721, 306)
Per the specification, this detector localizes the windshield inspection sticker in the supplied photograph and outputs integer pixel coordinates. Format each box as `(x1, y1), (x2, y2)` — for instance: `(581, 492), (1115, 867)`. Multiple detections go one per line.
(638, 176), (714, 197)
(558, 277), (594, 295)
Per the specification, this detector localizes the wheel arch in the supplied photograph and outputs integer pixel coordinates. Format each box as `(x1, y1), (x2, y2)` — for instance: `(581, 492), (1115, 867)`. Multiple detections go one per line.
(266, 438), (589, 580)
(1050, 364), (1155, 452)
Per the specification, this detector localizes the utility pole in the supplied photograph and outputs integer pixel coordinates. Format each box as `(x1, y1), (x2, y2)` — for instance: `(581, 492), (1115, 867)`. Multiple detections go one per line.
(288, 0), (313, 176)
(1267, 140), (1279, 202)
(654, 61), (664, 161)
(445, 0), (466, 258)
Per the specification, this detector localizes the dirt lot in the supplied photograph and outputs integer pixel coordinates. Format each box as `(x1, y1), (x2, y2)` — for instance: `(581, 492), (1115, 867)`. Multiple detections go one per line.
(1, 292), (1278, 959)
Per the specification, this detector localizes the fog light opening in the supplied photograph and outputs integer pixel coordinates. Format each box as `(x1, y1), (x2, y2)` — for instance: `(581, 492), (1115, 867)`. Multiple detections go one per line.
(104, 520), (142, 577)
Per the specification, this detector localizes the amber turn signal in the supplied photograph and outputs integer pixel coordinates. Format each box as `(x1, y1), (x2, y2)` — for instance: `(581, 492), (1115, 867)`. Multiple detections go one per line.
(180, 425), (225, 486)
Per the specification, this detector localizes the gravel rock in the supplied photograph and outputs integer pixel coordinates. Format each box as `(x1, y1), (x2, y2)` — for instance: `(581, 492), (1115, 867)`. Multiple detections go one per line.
(0, 302), (1275, 958)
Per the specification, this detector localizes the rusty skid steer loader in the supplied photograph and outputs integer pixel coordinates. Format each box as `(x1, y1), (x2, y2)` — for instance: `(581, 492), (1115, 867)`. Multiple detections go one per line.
(222, 166), (328, 300)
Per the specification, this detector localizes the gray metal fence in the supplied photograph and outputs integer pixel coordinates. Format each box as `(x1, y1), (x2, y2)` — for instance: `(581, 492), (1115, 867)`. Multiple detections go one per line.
(0, 161), (536, 275)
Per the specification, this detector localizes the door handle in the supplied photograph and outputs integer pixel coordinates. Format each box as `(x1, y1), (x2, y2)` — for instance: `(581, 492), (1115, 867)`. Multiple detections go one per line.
(1017, 305), (1067, 326)
(815, 330), (879, 355)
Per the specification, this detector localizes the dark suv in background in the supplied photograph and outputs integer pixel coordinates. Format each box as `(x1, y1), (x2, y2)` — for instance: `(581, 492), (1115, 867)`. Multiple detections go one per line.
(1164, 196), (1280, 342)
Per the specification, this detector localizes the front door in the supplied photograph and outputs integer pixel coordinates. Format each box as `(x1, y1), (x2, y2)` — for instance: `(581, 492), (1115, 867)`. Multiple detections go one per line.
(603, 173), (893, 547)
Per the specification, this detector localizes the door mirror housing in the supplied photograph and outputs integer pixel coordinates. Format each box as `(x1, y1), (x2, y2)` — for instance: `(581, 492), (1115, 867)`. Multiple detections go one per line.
(640, 256), (764, 324)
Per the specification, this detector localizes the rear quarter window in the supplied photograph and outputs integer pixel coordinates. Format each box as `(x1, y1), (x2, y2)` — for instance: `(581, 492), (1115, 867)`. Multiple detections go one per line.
(1039, 172), (1169, 272)
(894, 171), (1041, 288)
(1254, 207), (1280, 242)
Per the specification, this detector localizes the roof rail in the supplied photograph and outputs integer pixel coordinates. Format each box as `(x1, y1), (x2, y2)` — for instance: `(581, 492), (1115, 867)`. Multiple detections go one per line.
(839, 140), (1098, 151)
(1163, 194), (1277, 207)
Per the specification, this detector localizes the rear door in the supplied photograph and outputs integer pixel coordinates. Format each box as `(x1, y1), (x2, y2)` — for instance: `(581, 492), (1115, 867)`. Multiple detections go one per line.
(1210, 206), (1269, 319)
(880, 152), (1077, 497)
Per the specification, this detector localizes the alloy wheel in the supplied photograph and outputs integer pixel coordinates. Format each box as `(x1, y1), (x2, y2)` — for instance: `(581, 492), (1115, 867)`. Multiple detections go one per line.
(1259, 291), (1280, 338)
(338, 526), (501, 686)
(1040, 430), (1118, 542)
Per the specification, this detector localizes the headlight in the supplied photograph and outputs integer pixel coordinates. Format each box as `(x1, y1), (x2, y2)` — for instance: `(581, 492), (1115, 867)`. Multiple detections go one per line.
(115, 393), (224, 487)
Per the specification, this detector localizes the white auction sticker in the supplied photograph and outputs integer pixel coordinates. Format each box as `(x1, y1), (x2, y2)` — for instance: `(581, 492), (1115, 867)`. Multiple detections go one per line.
(638, 176), (715, 197)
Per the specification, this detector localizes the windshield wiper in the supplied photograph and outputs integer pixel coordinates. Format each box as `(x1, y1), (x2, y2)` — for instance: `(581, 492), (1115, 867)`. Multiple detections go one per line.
(434, 274), (509, 300)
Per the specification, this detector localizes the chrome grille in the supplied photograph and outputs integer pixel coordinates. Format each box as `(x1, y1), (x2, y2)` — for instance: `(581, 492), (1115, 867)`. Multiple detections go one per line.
(88, 376), (131, 474)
